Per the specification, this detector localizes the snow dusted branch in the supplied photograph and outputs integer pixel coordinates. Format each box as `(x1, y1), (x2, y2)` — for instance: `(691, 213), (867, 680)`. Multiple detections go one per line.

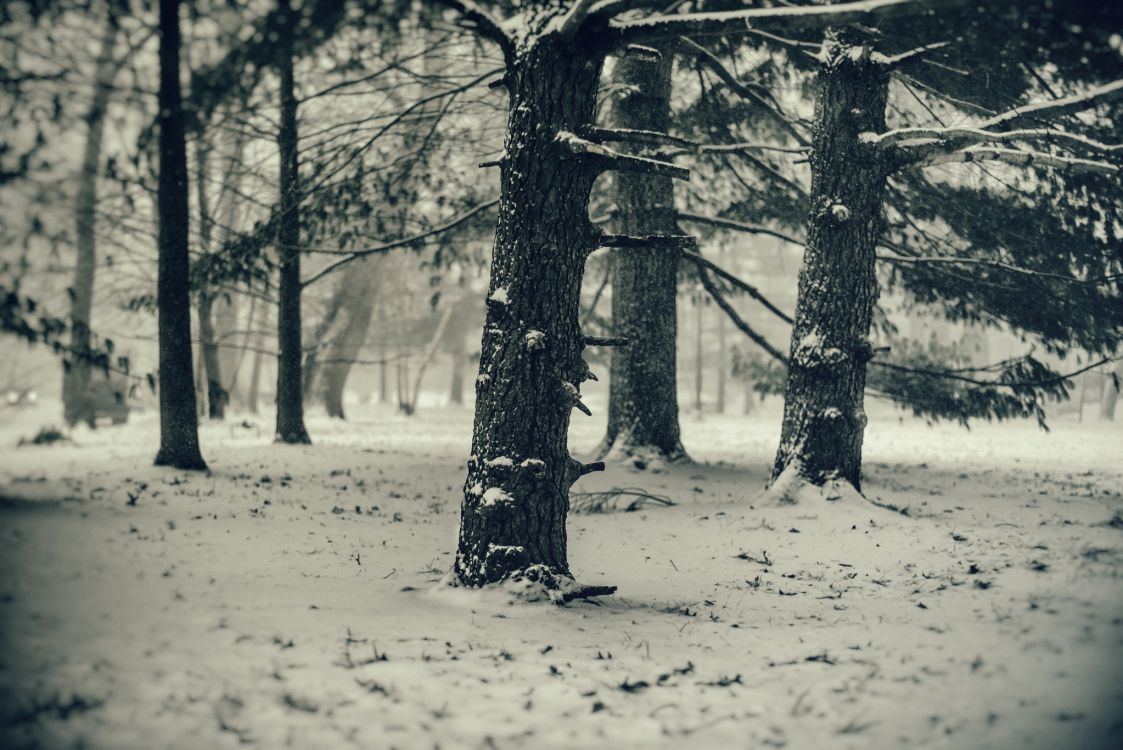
(912, 147), (1120, 176)
(977, 79), (1123, 132)
(870, 41), (950, 71)
(868, 126), (1122, 155)
(556, 131), (690, 180)
(613, 0), (966, 46)
(880, 78), (1123, 172)
(682, 250), (794, 325)
(676, 211), (803, 247)
(581, 126), (698, 151)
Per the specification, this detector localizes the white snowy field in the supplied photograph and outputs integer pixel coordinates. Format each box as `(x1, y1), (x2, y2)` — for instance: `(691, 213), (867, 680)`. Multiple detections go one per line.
(1, 398), (1121, 750)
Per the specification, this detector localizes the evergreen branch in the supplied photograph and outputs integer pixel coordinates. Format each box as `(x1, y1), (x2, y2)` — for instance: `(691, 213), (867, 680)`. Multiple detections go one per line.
(870, 357), (1115, 390)
(877, 251), (1123, 285)
(678, 37), (810, 147)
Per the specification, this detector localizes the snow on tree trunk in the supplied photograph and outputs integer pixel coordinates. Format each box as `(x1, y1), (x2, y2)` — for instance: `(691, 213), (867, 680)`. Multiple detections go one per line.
(598, 46), (685, 464)
(154, 0), (206, 470)
(772, 35), (889, 495)
(64, 15), (117, 429)
(274, 0), (311, 444)
(453, 38), (606, 593)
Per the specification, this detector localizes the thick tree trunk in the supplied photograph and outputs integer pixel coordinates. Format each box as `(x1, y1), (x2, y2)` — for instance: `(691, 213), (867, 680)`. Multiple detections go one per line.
(319, 257), (378, 419)
(154, 0), (206, 470)
(772, 36), (889, 493)
(1101, 361), (1121, 421)
(273, 0), (311, 444)
(598, 47), (685, 463)
(63, 14), (118, 429)
(453, 38), (606, 592)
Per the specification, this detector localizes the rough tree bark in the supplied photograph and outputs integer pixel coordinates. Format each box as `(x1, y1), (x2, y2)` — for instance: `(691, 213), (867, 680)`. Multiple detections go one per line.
(63, 13), (118, 428)
(772, 34), (889, 494)
(453, 37), (609, 594)
(274, 0), (311, 444)
(597, 45), (686, 464)
(154, 0), (206, 470)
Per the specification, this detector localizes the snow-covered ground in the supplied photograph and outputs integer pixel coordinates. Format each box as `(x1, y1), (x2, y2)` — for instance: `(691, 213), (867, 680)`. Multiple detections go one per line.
(1, 398), (1121, 749)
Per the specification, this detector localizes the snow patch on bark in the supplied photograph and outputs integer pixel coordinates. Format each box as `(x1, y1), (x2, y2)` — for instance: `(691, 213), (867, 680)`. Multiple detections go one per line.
(481, 487), (514, 506)
(488, 287), (510, 305)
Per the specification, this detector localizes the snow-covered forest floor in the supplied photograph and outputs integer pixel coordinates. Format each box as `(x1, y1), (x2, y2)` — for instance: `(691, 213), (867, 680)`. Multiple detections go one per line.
(1, 400), (1121, 749)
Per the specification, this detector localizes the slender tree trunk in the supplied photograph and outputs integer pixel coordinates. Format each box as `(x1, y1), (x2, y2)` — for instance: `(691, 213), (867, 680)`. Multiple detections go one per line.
(194, 139), (227, 420)
(772, 35), (889, 493)
(598, 45), (685, 463)
(378, 302), (388, 404)
(197, 294), (226, 419)
(453, 38), (607, 592)
(64, 14), (118, 429)
(302, 292), (346, 403)
(319, 258), (378, 418)
(1101, 361), (1121, 421)
(247, 302), (266, 415)
(694, 295), (703, 413)
(717, 307), (727, 413)
(273, 0), (310, 444)
(404, 304), (454, 415)
(154, 0), (206, 470)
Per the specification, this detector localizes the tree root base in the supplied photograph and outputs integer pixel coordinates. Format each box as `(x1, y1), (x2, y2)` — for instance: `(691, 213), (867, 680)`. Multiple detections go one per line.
(448, 563), (617, 606)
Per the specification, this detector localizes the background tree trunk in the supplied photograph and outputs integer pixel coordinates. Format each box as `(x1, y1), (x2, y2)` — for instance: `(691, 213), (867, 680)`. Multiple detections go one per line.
(247, 301), (266, 415)
(194, 138), (227, 420)
(318, 257), (378, 418)
(694, 295), (703, 413)
(154, 0), (206, 470)
(772, 36), (889, 492)
(273, 0), (311, 444)
(1100, 361), (1121, 421)
(453, 39), (605, 590)
(63, 13), (118, 429)
(598, 45), (685, 463)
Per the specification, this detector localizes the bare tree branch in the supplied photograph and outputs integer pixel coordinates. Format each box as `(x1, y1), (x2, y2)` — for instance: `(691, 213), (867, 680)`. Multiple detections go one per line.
(301, 198), (499, 288)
